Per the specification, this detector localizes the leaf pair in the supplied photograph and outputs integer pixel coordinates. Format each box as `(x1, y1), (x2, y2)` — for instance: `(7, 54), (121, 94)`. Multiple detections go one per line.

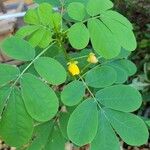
(67, 85), (149, 149)
(67, 0), (136, 59)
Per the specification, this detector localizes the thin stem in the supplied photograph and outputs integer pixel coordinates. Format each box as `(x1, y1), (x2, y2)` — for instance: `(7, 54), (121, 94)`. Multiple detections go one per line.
(79, 75), (102, 109)
(82, 15), (101, 23)
(11, 42), (56, 87)
(81, 63), (91, 73)
(71, 55), (88, 60)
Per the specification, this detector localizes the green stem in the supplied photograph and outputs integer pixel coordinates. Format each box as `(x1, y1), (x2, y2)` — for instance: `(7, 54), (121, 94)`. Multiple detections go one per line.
(82, 15), (101, 23)
(79, 75), (102, 109)
(12, 42), (56, 87)
(71, 55), (88, 60)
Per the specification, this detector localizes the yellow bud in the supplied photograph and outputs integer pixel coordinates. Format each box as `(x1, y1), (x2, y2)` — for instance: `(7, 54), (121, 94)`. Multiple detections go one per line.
(87, 53), (98, 64)
(68, 61), (80, 76)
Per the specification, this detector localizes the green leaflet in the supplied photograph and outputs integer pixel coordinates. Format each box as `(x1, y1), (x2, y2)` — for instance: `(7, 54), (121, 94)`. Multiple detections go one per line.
(0, 88), (34, 147)
(100, 15), (137, 51)
(68, 22), (89, 49)
(0, 63), (20, 86)
(86, 0), (114, 16)
(1, 36), (35, 61)
(0, 86), (11, 115)
(61, 80), (85, 106)
(104, 62), (128, 84)
(21, 73), (59, 122)
(91, 110), (120, 150)
(67, 2), (86, 21)
(44, 125), (66, 150)
(34, 57), (67, 85)
(109, 59), (137, 76)
(85, 66), (117, 88)
(104, 108), (149, 146)
(88, 18), (120, 59)
(96, 85), (142, 112)
(16, 25), (39, 38)
(101, 10), (133, 29)
(67, 99), (98, 146)
(27, 121), (54, 150)
(38, 3), (53, 26)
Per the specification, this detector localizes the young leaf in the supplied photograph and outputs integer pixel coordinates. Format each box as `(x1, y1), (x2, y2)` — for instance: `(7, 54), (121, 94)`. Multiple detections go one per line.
(21, 73), (59, 122)
(1, 36), (35, 61)
(68, 22), (89, 49)
(24, 9), (39, 25)
(86, 0), (114, 16)
(0, 86), (11, 115)
(67, 2), (86, 21)
(0, 88), (34, 147)
(96, 85), (142, 112)
(38, 3), (53, 26)
(34, 57), (67, 85)
(67, 99), (98, 146)
(88, 19), (120, 59)
(85, 66), (117, 88)
(0, 64), (20, 86)
(61, 80), (85, 106)
(16, 25), (39, 38)
(104, 108), (149, 146)
(91, 110), (120, 150)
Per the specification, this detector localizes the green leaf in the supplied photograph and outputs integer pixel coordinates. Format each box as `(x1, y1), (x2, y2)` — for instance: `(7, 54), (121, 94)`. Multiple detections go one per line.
(91, 110), (120, 150)
(45, 125), (66, 150)
(61, 80), (85, 106)
(28, 27), (51, 48)
(34, 57), (67, 85)
(88, 19), (120, 59)
(96, 85), (142, 112)
(67, 99), (98, 146)
(0, 88), (33, 147)
(111, 59), (137, 76)
(106, 63), (128, 83)
(85, 66), (117, 88)
(100, 15), (137, 51)
(101, 10), (133, 29)
(104, 108), (149, 146)
(16, 25), (39, 38)
(27, 121), (54, 150)
(1, 36), (35, 61)
(24, 9), (39, 25)
(38, 3), (53, 26)
(68, 22), (89, 49)
(34, 0), (61, 6)
(21, 73), (59, 122)
(0, 86), (11, 115)
(86, 0), (114, 16)
(0, 64), (20, 86)
(67, 2), (86, 21)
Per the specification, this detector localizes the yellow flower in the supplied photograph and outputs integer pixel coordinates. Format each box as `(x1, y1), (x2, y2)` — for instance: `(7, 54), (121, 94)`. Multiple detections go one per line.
(68, 61), (80, 76)
(87, 53), (98, 64)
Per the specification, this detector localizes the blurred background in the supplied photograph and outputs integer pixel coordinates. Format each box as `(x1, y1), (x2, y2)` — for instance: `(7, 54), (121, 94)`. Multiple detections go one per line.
(0, 0), (149, 149)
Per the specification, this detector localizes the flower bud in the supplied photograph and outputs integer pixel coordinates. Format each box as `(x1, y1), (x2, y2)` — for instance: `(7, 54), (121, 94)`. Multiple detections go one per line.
(87, 53), (98, 64)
